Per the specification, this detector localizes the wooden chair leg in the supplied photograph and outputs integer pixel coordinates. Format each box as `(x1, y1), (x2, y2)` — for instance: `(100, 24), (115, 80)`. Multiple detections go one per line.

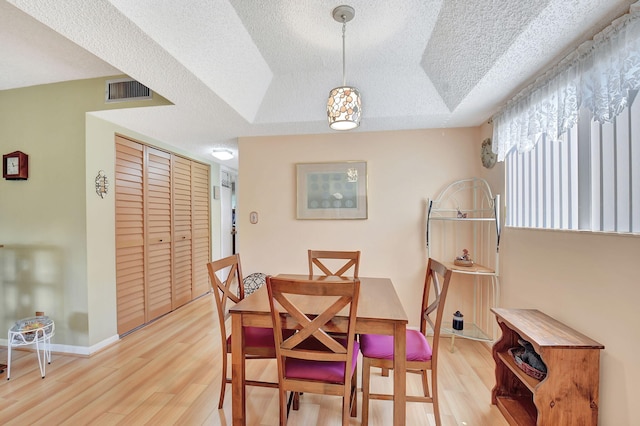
(350, 364), (358, 417)
(218, 353), (227, 409)
(432, 369), (441, 426)
(362, 357), (371, 426)
(292, 392), (300, 410)
(421, 369), (430, 397)
(280, 388), (288, 425)
(342, 389), (350, 426)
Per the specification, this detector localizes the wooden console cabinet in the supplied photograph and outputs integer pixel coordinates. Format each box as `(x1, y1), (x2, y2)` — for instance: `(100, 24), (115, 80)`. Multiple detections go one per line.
(491, 308), (604, 425)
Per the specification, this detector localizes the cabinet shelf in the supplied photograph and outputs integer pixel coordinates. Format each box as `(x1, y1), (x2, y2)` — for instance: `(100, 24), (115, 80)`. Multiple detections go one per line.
(442, 261), (495, 275)
(495, 396), (537, 426)
(429, 216), (495, 222)
(496, 351), (540, 392)
(492, 308), (604, 425)
(441, 322), (492, 341)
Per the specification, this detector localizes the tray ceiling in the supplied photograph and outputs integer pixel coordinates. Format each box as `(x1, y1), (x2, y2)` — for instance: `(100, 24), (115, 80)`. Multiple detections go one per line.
(0, 0), (634, 168)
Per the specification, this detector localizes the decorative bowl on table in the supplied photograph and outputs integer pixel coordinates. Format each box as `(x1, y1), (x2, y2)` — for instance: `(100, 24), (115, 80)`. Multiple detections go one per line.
(12, 316), (51, 341)
(17, 317), (47, 331)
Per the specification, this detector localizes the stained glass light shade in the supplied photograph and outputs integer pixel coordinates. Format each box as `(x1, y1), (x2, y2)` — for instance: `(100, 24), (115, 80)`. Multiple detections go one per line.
(327, 86), (361, 130)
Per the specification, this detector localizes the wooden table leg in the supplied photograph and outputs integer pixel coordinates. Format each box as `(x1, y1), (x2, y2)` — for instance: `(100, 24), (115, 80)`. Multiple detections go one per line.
(231, 312), (246, 426)
(393, 322), (406, 425)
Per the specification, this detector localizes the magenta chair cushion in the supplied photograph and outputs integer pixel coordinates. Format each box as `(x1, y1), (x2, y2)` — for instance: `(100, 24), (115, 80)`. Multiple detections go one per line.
(360, 329), (432, 361)
(285, 341), (360, 384)
(227, 327), (285, 348)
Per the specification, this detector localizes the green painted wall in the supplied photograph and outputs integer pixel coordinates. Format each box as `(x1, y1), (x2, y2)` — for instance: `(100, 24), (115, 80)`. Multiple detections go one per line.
(0, 77), (171, 348)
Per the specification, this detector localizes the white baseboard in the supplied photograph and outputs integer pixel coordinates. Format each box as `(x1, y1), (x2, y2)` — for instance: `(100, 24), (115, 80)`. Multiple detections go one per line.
(0, 334), (119, 356)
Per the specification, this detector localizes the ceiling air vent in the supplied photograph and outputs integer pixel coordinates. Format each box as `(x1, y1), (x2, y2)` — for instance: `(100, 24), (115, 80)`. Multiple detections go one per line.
(105, 78), (152, 103)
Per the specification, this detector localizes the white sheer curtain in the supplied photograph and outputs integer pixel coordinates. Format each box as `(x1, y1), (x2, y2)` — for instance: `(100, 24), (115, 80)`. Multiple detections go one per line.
(493, 1), (640, 161)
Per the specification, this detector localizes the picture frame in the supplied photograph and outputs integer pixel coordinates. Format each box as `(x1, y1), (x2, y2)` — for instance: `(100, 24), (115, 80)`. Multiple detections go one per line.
(296, 161), (368, 220)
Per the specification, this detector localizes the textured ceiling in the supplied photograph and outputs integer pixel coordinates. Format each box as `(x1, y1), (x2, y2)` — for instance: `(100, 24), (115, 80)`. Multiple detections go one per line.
(1, 0), (635, 169)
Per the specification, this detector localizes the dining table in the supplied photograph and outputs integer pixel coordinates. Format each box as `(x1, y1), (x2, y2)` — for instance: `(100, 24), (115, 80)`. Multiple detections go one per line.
(229, 274), (409, 425)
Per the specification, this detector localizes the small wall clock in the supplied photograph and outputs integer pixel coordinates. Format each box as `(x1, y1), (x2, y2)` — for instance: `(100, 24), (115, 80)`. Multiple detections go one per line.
(3, 151), (29, 180)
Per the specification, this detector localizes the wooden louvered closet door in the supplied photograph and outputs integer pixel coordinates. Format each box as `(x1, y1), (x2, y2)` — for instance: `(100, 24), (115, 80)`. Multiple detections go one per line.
(115, 136), (211, 336)
(115, 136), (146, 335)
(172, 155), (193, 308)
(191, 161), (211, 298)
(145, 147), (173, 320)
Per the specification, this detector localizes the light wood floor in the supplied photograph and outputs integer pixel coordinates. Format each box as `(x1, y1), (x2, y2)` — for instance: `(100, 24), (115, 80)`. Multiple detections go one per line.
(0, 294), (508, 425)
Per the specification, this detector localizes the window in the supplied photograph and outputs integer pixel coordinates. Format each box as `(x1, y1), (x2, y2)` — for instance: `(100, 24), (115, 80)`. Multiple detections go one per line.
(506, 92), (640, 233)
(496, 3), (640, 234)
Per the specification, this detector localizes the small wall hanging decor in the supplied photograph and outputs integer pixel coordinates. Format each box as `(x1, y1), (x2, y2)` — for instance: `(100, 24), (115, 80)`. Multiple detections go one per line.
(95, 170), (109, 198)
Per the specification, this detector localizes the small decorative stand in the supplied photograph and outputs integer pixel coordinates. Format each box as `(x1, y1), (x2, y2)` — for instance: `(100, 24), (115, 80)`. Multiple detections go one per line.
(426, 177), (501, 350)
(7, 316), (55, 379)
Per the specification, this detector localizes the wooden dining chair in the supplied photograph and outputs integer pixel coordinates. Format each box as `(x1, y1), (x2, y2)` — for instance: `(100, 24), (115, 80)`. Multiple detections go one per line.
(308, 250), (360, 277)
(266, 275), (361, 425)
(359, 258), (453, 426)
(207, 254), (280, 409)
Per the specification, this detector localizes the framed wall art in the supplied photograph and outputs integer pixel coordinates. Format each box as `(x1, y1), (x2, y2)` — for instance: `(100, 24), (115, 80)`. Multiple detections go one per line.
(296, 161), (368, 220)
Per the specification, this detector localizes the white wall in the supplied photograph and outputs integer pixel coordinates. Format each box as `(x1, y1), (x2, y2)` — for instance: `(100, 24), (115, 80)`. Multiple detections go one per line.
(221, 184), (234, 257)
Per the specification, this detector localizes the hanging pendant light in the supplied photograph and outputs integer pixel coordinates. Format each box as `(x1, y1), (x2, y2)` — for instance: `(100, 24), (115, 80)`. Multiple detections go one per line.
(327, 5), (361, 131)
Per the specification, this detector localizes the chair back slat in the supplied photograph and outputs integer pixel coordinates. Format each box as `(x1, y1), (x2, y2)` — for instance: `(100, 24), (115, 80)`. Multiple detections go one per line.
(308, 250), (361, 278)
(275, 293), (352, 354)
(420, 258), (453, 346)
(206, 254), (281, 410)
(267, 275), (360, 365)
(207, 254), (244, 340)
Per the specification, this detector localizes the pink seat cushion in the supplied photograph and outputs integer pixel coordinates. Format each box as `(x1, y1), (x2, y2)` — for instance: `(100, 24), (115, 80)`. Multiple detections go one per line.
(360, 329), (432, 361)
(227, 327), (289, 348)
(285, 341), (360, 384)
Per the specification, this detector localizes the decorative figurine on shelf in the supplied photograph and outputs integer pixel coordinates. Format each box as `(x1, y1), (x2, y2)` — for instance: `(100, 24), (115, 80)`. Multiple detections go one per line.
(452, 310), (464, 332)
(456, 208), (467, 218)
(454, 248), (474, 267)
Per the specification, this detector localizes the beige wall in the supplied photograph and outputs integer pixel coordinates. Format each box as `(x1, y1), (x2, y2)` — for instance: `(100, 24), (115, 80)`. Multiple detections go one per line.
(239, 125), (638, 424)
(476, 122), (638, 425)
(237, 128), (484, 334)
(2, 75), (636, 422)
(498, 229), (638, 425)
